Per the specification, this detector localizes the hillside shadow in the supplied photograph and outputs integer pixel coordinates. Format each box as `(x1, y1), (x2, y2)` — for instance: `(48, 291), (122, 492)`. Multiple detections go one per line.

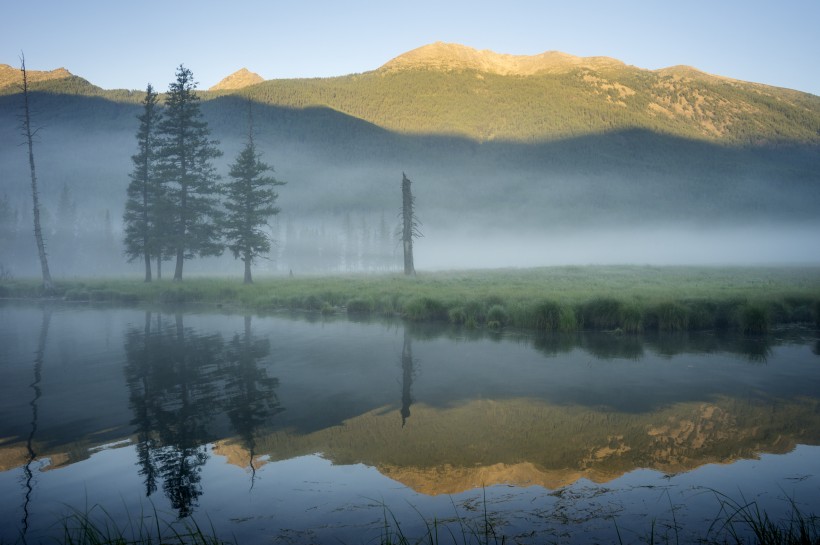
(0, 90), (818, 227)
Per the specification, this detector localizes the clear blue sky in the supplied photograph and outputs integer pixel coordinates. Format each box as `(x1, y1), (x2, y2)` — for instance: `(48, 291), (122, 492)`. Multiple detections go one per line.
(3, 0), (819, 95)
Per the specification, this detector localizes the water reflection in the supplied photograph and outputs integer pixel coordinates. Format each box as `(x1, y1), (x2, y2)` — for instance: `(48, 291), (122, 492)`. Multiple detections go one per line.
(1, 304), (819, 540)
(222, 315), (284, 486)
(400, 329), (415, 427)
(21, 307), (51, 543)
(123, 312), (281, 516)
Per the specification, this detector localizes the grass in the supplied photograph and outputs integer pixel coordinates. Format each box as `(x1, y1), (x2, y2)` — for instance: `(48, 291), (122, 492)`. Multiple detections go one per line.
(2, 266), (819, 334)
(707, 492), (820, 545)
(42, 504), (230, 545)
(9, 492), (818, 545)
(378, 492), (504, 545)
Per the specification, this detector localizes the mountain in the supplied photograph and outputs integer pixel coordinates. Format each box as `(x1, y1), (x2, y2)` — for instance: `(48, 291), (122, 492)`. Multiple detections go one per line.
(0, 63), (74, 90)
(209, 67), (264, 91)
(236, 42), (820, 144)
(379, 41), (626, 75)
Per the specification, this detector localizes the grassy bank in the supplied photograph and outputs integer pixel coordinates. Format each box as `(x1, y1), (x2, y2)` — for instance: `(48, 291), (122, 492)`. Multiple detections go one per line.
(2, 266), (819, 333)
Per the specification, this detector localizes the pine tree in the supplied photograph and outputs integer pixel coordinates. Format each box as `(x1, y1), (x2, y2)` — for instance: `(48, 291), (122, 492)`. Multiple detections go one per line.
(156, 66), (223, 281)
(222, 115), (285, 284)
(123, 84), (162, 281)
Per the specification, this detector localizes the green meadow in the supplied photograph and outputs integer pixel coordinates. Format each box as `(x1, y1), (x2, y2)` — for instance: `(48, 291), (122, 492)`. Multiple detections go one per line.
(2, 266), (819, 334)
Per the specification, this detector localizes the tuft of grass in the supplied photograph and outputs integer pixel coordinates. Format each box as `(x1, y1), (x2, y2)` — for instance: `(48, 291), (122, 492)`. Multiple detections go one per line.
(57, 504), (232, 545)
(645, 302), (689, 332)
(580, 297), (625, 330)
(486, 305), (508, 328)
(404, 297), (449, 322)
(741, 304), (770, 335)
(707, 492), (820, 545)
(448, 306), (468, 325)
(376, 492), (505, 545)
(620, 304), (643, 333)
(516, 300), (576, 332)
(346, 298), (374, 315)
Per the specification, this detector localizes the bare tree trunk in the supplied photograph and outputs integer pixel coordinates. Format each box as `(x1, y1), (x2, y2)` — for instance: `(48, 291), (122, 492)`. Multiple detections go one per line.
(20, 54), (53, 291)
(401, 172), (416, 276)
(156, 255), (162, 279)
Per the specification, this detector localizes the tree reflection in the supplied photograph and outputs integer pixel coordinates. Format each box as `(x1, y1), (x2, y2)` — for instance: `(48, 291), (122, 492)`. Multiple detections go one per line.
(222, 315), (283, 486)
(124, 312), (282, 517)
(21, 307), (51, 544)
(400, 328), (415, 427)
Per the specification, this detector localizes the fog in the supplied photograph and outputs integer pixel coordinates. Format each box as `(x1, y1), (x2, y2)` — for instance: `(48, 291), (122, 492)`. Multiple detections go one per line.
(417, 223), (820, 270)
(1, 91), (819, 278)
(2, 214), (818, 279)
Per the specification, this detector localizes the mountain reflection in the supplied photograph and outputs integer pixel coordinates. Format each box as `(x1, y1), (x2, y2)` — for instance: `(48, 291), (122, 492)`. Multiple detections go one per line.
(124, 312), (281, 516)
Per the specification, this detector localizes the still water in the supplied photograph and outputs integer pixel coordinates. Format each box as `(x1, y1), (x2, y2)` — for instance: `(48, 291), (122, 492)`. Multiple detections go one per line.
(1, 302), (819, 544)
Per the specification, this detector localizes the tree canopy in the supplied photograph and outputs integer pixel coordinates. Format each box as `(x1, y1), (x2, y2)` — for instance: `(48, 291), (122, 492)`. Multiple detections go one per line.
(155, 65), (224, 281)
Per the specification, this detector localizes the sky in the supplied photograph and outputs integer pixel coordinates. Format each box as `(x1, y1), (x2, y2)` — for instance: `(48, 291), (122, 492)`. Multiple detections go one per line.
(2, 0), (819, 95)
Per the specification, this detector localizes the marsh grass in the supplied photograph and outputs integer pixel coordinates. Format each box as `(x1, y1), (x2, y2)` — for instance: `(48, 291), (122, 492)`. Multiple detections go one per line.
(55, 504), (230, 545)
(378, 493), (505, 545)
(8, 491), (820, 545)
(2, 266), (818, 334)
(706, 492), (820, 545)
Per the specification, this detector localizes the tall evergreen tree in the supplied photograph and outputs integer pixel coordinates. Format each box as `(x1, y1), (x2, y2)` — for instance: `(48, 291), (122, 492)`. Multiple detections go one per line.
(156, 65), (223, 281)
(123, 84), (161, 281)
(223, 113), (285, 284)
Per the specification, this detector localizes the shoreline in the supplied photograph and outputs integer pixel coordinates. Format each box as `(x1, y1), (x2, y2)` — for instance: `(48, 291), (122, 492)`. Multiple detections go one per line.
(1, 265), (819, 333)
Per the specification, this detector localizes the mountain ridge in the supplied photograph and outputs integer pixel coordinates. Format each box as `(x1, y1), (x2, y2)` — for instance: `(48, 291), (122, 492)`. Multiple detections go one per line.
(2, 41), (819, 147)
(378, 41), (627, 76)
(0, 63), (74, 90)
(209, 67), (264, 91)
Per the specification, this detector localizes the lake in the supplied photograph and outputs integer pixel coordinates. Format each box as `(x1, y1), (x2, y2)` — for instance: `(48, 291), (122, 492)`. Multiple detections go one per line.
(1, 302), (819, 544)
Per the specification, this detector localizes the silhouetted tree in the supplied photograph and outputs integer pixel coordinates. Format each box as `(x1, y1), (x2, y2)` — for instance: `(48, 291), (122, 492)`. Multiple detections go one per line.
(156, 65), (223, 281)
(401, 172), (421, 276)
(123, 84), (162, 282)
(19, 53), (53, 290)
(222, 109), (284, 283)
